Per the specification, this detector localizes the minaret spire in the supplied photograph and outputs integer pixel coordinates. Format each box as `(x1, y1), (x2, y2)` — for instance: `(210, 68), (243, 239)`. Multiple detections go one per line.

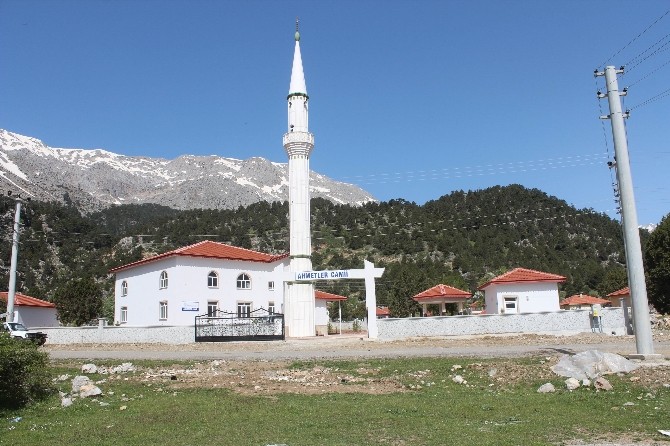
(283, 21), (315, 337)
(289, 18), (307, 102)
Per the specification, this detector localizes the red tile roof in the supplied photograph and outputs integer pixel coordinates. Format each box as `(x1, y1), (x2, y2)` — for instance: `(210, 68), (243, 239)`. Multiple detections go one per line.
(413, 284), (471, 300)
(607, 287), (630, 297)
(560, 294), (610, 307)
(478, 267), (566, 290)
(110, 240), (289, 273)
(376, 306), (391, 317)
(315, 290), (347, 301)
(0, 292), (55, 308)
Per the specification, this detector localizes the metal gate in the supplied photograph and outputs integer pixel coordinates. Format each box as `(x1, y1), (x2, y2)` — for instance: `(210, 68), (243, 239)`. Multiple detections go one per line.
(194, 308), (285, 342)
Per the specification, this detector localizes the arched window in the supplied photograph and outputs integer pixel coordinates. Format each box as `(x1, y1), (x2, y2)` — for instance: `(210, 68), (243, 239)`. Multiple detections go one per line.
(121, 280), (128, 297)
(236, 273), (251, 290)
(159, 271), (168, 289)
(207, 271), (219, 288)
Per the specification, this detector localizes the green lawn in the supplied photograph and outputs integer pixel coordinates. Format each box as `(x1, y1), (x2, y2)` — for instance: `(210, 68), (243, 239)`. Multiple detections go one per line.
(1, 357), (668, 446)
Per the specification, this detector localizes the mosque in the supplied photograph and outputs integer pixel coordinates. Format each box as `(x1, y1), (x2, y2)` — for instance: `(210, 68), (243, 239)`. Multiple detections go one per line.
(112, 23), (343, 337)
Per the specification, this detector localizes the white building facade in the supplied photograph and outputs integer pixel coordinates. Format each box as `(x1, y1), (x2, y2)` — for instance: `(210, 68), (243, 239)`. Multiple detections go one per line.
(112, 241), (289, 326)
(111, 240), (341, 331)
(479, 268), (567, 314)
(1, 292), (58, 328)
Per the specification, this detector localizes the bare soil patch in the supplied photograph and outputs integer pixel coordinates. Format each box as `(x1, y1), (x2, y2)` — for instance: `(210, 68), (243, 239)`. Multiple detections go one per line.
(69, 354), (670, 398)
(49, 331), (670, 395)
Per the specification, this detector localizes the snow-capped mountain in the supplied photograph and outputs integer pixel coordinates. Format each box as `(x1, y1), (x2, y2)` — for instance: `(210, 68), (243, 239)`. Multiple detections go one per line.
(640, 223), (657, 233)
(0, 129), (375, 212)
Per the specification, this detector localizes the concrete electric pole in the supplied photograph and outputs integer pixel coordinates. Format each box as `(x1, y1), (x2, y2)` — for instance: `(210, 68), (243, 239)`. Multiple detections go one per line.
(595, 65), (659, 359)
(6, 195), (23, 324)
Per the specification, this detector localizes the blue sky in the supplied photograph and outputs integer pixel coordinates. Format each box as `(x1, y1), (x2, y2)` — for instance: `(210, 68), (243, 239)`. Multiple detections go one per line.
(1, 0), (668, 225)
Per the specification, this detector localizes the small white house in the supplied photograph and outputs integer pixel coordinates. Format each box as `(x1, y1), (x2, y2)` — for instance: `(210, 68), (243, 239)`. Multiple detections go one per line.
(110, 240), (290, 326)
(413, 284), (472, 316)
(478, 267), (566, 314)
(0, 292), (59, 328)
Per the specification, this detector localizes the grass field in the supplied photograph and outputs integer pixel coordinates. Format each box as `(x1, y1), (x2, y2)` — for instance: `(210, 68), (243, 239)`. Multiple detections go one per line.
(1, 356), (668, 446)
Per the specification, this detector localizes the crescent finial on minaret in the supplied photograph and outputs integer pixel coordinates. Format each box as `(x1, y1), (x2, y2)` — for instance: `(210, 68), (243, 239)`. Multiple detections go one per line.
(295, 17), (300, 41)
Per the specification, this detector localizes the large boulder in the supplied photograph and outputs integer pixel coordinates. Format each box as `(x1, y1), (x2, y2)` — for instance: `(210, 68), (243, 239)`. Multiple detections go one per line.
(551, 350), (638, 380)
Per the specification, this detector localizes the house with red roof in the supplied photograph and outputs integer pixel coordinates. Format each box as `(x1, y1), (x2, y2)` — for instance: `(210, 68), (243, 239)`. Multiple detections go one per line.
(376, 306), (391, 319)
(314, 290), (347, 335)
(607, 287), (631, 308)
(413, 284), (471, 316)
(0, 292), (58, 328)
(110, 240), (346, 333)
(478, 267), (567, 315)
(560, 294), (610, 310)
(606, 287), (634, 335)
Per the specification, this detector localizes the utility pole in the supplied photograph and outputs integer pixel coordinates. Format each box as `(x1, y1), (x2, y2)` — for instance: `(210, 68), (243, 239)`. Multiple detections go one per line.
(595, 65), (659, 359)
(6, 194), (22, 324)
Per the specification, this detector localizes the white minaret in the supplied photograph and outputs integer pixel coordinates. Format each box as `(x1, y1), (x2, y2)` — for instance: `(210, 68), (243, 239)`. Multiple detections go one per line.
(283, 20), (315, 337)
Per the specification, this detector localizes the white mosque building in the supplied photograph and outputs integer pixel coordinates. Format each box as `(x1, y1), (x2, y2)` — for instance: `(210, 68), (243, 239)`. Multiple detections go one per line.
(112, 23), (328, 337)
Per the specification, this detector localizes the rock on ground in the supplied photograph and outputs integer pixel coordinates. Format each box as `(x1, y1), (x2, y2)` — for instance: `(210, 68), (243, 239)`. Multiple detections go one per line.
(594, 377), (613, 391)
(538, 383), (556, 393)
(565, 377), (580, 390)
(71, 376), (92, 393)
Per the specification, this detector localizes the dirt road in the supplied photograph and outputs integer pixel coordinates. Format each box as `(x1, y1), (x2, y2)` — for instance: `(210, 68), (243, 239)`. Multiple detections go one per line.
(46, 332), (670, 361)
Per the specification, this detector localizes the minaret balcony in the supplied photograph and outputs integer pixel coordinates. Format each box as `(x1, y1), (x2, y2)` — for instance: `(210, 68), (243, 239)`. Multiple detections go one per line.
(283, 131), (314, 147)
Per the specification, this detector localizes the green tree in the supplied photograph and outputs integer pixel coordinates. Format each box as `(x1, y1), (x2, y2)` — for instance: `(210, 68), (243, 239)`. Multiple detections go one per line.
(384, 262), (424, 317)
(599, 266), (628, 296)
(645, 214), (670, 314)
(53, 277), (103, 326)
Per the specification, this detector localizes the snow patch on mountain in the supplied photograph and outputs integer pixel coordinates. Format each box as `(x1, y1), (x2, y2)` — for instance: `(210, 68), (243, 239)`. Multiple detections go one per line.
(0, 151), (27, 180)
(0, 129), (376, 212)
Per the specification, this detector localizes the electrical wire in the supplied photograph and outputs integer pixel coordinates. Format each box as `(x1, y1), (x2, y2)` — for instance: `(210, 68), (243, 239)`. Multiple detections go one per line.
(627, 57), (670, 87)
(624, 33), (670, 71)
(628, 87), (670, 110)
(599, 9), (670, 68)
(338, 153), (608, 185)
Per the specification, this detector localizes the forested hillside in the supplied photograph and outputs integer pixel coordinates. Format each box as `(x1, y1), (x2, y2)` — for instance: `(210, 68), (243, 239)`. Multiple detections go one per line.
(0, 184), (638, 320)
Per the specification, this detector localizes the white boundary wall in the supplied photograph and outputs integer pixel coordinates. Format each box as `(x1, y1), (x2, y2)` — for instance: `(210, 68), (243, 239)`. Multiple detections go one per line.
(38, 308), (627, 344)
(377, 308), (627, 340)
(40, 325), (195, 345)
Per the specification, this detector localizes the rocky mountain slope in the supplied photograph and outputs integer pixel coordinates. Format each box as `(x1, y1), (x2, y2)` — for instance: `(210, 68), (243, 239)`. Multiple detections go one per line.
(0, 129), (375, 212)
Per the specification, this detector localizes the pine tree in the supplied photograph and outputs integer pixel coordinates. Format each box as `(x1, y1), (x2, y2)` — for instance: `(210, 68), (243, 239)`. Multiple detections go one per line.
(645, 214), (670, 314)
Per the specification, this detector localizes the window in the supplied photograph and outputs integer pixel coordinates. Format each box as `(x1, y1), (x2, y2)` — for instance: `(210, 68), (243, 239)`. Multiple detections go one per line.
(207, 271), (219, 288)
(121, 281), (128, 297)
(268, 302), (275, 314)
(503, 296), (518, 314)
(159, 271), (168, 289)
(268, 281), (275, 291)
(159, 301), (168, 320)
(120, 306), (128, 323)
(237, 302), (251, 318)
(237, 273), (251, 290)
(207, 301), (218, 317)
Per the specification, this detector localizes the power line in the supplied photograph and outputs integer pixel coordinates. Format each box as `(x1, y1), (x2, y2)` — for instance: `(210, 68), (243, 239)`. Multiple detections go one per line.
(337, 153), (608, 185)
(625, 32), (670, 71)
(627, 57), (670, 87)
(628, 87), (670, 110)
(599, 9), (670, 68)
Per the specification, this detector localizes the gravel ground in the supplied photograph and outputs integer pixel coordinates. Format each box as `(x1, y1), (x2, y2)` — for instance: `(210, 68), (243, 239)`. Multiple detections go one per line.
(45, 331), (670, 361)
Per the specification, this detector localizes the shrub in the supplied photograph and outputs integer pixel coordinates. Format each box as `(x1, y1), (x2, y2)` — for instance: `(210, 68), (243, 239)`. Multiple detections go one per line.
(0, 332), (54, 409)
